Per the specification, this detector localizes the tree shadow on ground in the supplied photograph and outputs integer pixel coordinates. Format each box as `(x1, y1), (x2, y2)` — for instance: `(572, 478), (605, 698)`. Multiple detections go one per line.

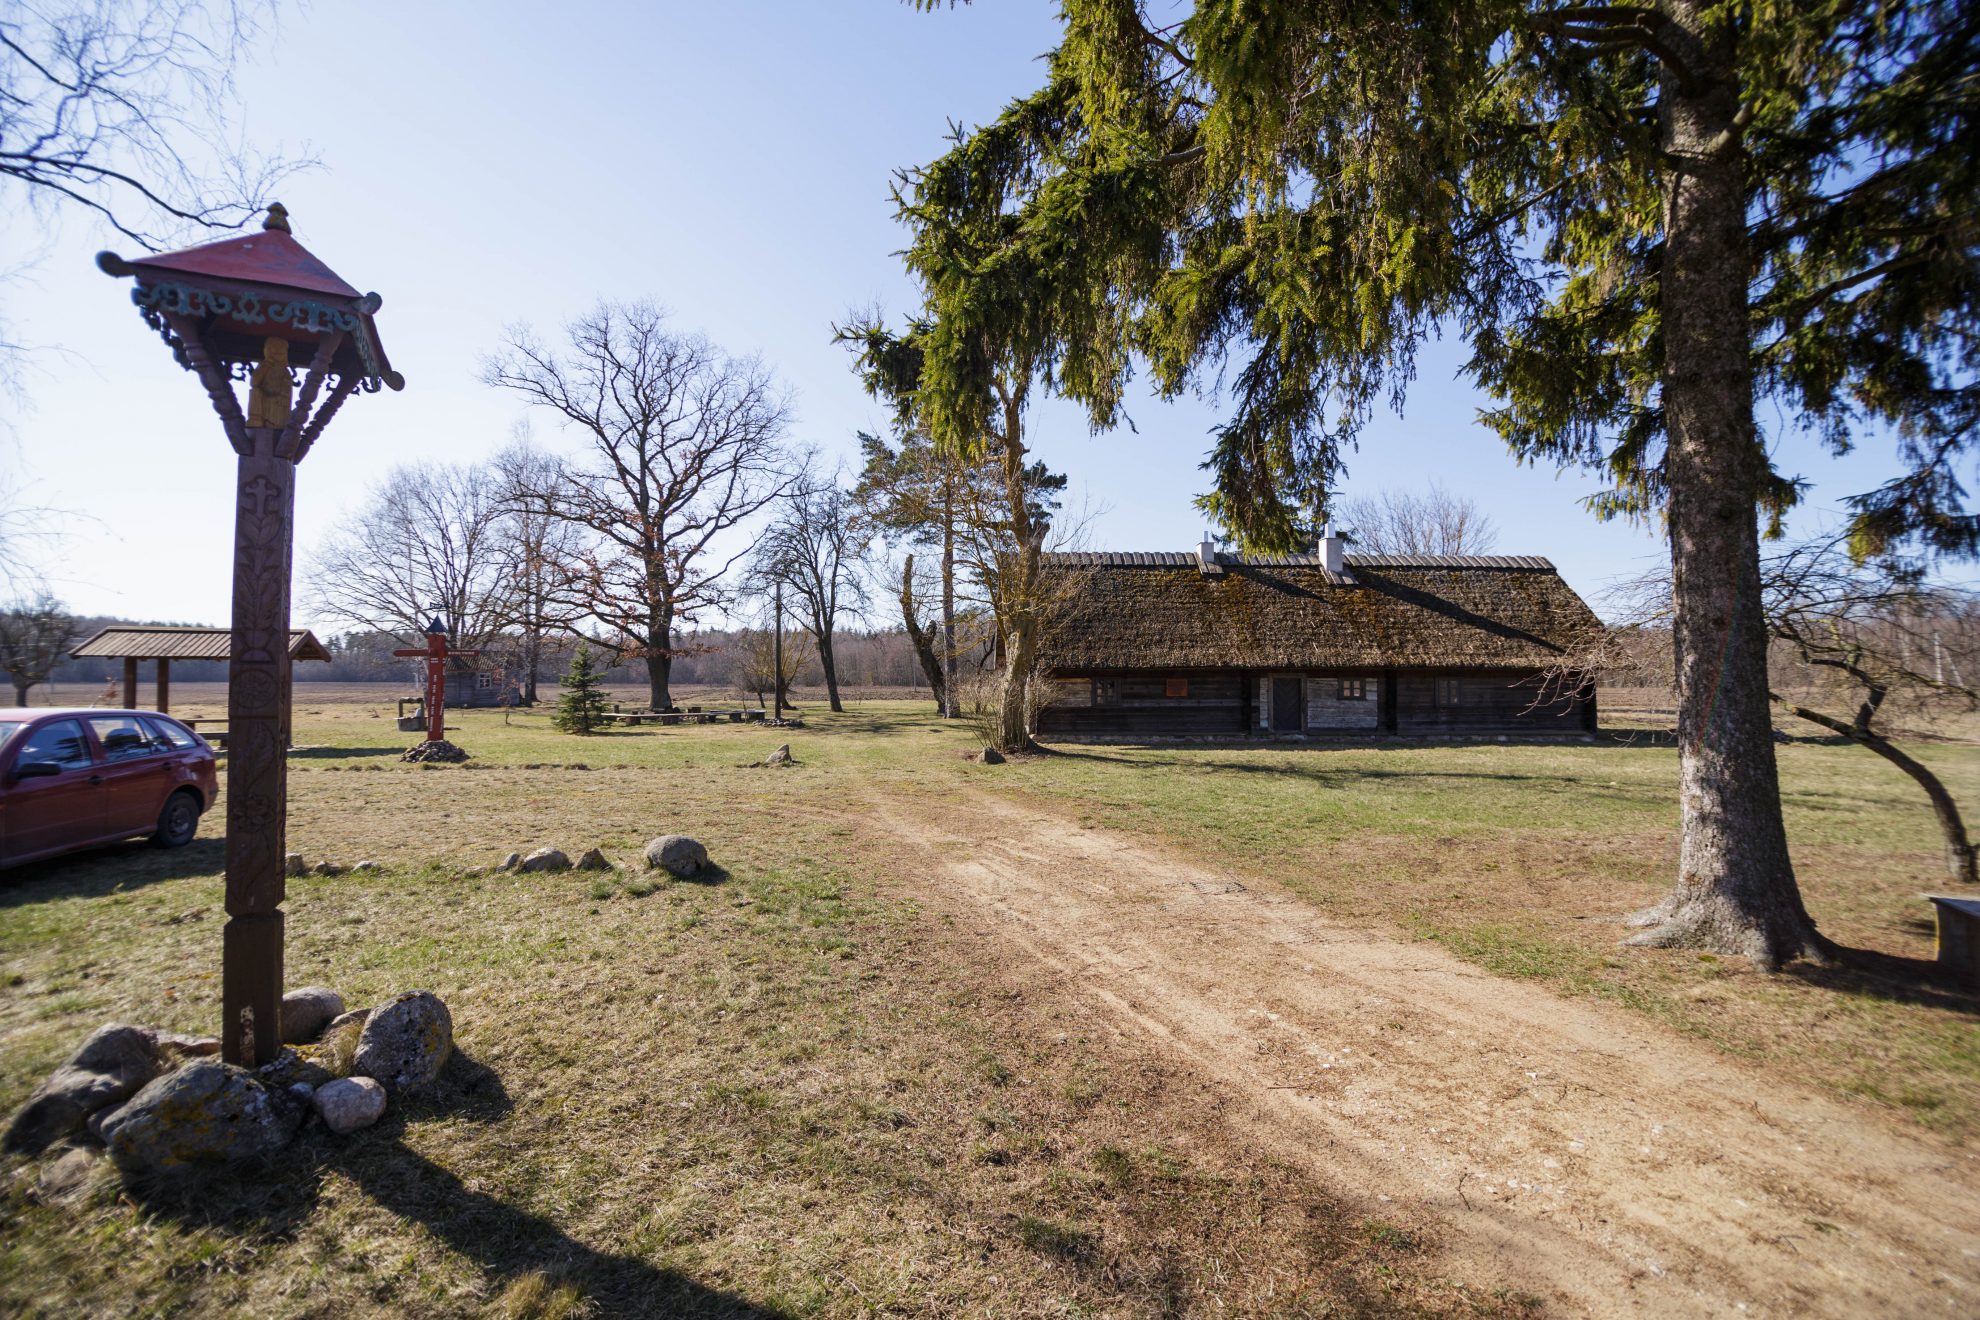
(1787, 945), (1980, 1015)
(0, 837), (225, 908)
(120, 1047), (783, 1317)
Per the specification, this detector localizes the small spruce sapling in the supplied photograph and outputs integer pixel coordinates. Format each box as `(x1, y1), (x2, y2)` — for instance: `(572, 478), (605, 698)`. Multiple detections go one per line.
(554, 642), (611, 735)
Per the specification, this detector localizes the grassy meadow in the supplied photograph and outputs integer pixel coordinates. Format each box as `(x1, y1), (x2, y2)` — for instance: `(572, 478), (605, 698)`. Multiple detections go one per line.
(2, 685), (1976, 1316)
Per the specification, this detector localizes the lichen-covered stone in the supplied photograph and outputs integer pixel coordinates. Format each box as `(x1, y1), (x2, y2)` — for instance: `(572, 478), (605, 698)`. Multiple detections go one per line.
(352, 991), (452, 1092)
(3, 1024), (218, 1155)
(517, 848), (569, 873)
(280, 986), (345, 1044)
(644, 835), (709, 878)
(574, 847), (611, 871)
(285, 853), (307, 877)
(498, 852), (522, 872)
(99, 1059), (299, 1176)
(313, 1077), (387, 1134)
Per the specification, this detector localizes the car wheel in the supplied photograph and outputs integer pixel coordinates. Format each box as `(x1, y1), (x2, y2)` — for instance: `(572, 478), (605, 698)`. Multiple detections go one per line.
(151, 791), (201, 849)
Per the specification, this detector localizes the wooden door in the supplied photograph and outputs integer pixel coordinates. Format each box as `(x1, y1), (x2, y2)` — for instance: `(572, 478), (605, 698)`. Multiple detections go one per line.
(1270, 677), (1304, 732)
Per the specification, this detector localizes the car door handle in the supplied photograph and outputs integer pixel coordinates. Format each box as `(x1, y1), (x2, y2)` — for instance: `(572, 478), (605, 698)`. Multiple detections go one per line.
(87, 775), (103, 785)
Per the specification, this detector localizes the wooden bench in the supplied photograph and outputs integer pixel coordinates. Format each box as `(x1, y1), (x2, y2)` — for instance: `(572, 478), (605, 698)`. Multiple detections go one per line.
(1926, 895), (1980, 985)
(182, 718), (229, 749)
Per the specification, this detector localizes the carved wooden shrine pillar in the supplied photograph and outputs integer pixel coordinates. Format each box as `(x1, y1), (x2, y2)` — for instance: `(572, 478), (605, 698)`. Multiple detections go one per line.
(222, 429), (298, 1067)
(98, 203), (402, 1067)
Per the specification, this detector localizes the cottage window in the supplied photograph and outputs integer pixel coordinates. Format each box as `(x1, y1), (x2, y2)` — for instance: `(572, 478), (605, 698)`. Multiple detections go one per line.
(1338, 678), (1365, 700)
(1165, 677), (1190, 698)
(1093, 679), (1119, 705)
(475, 671), (496, 689)
(1435, 677), (1462, 706)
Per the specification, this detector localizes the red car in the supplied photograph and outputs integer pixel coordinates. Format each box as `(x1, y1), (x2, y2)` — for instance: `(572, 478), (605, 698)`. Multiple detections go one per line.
(0, 709), (219, 869)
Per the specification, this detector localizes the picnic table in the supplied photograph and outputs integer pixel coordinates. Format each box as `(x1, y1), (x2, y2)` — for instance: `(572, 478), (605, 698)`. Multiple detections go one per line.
(1926, 895), (1980, 985)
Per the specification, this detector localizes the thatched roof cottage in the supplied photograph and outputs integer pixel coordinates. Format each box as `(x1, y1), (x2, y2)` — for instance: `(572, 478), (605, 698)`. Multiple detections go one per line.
(1034, 532), (1603, 739)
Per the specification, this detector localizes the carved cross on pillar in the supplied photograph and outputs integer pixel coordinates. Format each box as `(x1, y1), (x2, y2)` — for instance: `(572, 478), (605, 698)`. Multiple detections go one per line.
(99, 204), (403, 1067)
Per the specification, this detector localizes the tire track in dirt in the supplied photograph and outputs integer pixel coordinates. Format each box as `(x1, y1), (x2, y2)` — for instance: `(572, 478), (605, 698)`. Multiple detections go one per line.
(860, 786), (1980, 1317)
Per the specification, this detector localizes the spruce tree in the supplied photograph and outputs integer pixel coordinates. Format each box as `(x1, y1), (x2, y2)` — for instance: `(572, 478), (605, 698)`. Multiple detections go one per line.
(554, 642), (611, 735)
(897, 1), (1979, 968)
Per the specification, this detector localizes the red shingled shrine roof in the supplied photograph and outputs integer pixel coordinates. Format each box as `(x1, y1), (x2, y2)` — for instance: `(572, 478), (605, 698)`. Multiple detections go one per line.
(124, 226), (362, 299)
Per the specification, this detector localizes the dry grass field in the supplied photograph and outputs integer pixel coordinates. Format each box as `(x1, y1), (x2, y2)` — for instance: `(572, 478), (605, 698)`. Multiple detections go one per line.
(3, 684), (1979, 1316)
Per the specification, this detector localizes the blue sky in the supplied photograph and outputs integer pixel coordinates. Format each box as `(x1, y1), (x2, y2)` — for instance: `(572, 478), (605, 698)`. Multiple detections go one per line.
(1, 1), (1919, 628)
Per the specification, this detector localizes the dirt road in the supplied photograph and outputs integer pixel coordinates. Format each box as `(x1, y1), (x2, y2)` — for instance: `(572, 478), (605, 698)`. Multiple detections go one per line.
(866, 788), (1980, 1317)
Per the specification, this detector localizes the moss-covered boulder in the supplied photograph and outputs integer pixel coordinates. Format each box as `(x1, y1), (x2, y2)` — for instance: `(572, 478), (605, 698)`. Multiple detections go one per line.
(98, 1059), (299, 1176)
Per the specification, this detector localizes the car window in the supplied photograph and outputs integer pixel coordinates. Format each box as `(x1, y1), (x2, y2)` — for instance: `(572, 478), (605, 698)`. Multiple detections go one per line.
(0, 720), (27, 749)
(12, 719), (93, 771)
(143, 718), (199, 751)
(87, 715), (162, 762)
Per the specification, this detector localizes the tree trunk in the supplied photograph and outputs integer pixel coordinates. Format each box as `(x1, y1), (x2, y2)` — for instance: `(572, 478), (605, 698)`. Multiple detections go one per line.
(900, 555), (947, 713)
(12, 683), (27, 707)
(992, 382), (1042, 755)
(1777, 697), (1980, 887)
(818, 627), (844, 713)
(1627, 2), (1831, 968)
(942, 484), (958, 720)
(521, 621), (540, 704)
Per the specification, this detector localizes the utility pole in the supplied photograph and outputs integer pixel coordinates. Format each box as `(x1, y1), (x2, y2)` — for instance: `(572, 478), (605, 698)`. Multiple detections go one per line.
(773, 580), (785, 722)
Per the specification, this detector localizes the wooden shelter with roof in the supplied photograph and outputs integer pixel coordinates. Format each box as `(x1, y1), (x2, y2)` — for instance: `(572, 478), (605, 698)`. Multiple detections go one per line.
(72, 625), (332, 714)
(1034, 533), (1603, 739)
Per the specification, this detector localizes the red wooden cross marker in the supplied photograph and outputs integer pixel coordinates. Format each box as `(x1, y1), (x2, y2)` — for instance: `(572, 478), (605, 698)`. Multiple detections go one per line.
(394, 617), (477, 743)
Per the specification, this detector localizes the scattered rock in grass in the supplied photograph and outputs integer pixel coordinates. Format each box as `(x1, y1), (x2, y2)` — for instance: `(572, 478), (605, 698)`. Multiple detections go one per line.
(464, 866), (486, 879)
(575, 847), (611, 871)
(3, 1024), (219, 1155)
(312, 1077), (387, 1134)
(352, 860), (382, 874)
(979, 745), (1006, 765)
(310, 861), (343, 877)
(285, 852), (307, 877)
(280, 987), (345, 1044)
(644, 834), (709, 878)
(402, 739), (471, 764)
(498, 851), (522, 873)
(99, 1059), (300, 1176)
(35, 1145), (104, 1205)
(517, 847), (569, 873)
(352, 991), (453, 1093)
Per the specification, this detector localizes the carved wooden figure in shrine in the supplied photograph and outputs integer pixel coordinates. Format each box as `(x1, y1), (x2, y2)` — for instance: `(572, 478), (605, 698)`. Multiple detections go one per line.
(98, 203), (403, 1067)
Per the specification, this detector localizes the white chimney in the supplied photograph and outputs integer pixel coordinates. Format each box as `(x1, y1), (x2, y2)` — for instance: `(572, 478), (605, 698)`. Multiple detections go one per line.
(1196, 531), (1224, 577)
(1320, 523), (1344, 574)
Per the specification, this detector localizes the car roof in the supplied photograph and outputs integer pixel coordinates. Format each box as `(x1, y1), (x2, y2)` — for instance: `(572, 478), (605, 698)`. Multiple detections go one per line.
(1, 709), (182, 719)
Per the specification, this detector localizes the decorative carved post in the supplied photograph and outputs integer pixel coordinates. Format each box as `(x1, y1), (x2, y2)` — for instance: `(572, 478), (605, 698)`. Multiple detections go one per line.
(222, 431), (296, 1066)
(395, 620), (476, 745)
(98, 204), (402, 1067)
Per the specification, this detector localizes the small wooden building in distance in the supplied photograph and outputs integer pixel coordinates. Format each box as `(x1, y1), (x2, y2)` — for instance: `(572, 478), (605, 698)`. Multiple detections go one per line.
(71, 625), (333, 713)
(1034, 534), (1602, 739)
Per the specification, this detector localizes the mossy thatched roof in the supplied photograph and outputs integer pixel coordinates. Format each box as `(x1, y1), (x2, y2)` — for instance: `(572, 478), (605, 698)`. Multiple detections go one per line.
(1037, 553), (1602, 671)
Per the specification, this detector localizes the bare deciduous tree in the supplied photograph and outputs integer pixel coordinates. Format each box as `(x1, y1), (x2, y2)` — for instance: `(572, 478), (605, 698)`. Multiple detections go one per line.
(1337, 483), (1500, 556)
(749, 467), (870, 713)
(1, 0), (298, 249)
(306, 461), (516, 654)
(486, 301), (795, 711)
(0, 590), (81, 706)
(1593, 534), (1980, 889)
(491, 435), (585, 703)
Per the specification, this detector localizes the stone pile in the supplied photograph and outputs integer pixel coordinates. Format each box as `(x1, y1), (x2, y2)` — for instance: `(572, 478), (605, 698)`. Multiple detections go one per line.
(401, 739), (471, 763)
(4, 984), (456, 1188)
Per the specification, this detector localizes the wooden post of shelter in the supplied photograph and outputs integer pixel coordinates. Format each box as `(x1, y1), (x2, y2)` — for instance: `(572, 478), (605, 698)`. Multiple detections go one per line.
(98, 204), (403, 1067)
(122, 657), (138, 708)
(156, 658), (170, 714)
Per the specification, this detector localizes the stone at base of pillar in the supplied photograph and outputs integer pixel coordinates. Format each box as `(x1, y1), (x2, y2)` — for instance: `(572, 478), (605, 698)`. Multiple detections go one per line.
(222, 913), (285, 1067)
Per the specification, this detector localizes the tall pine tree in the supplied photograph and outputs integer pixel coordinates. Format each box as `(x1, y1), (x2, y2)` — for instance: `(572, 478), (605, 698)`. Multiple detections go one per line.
(899, 0), (1979, 967)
